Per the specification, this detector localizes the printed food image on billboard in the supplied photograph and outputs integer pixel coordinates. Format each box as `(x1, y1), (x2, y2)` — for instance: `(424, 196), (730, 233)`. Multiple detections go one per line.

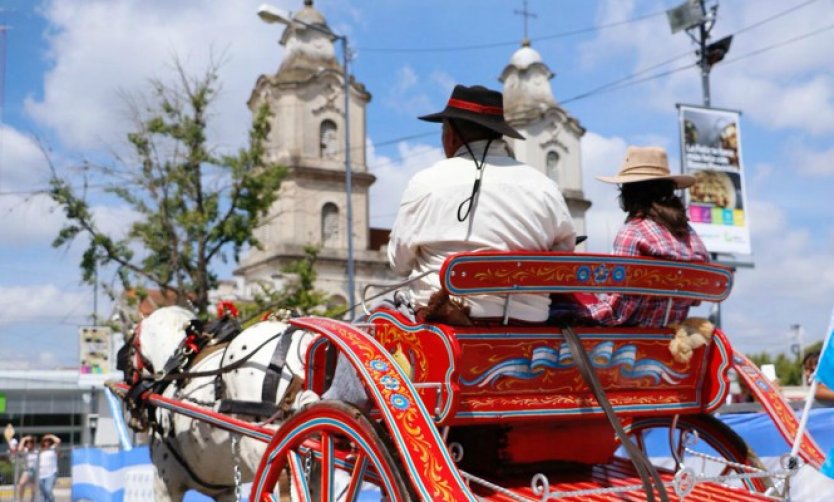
(80, 326), (112, 375)
(678, 104), (751, 255)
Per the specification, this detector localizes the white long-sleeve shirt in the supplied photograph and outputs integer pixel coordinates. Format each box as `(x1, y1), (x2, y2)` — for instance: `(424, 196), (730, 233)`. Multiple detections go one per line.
(387, 139), (576, 322)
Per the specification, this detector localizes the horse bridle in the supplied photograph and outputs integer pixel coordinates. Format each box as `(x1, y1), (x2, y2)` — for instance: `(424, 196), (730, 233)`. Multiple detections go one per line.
(124, 322), (154, 385)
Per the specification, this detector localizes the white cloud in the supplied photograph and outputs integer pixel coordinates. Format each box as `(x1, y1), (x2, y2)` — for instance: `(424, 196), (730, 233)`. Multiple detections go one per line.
(25, 0), (292, 152)
(578, 0), (834, 135)
(0, 125), (52, 192)
(0, 194), (65, 246)
(791, 143), (834, 176)
(367, 137), (443, 229)
(0, 284), (89, 328)
(720, 74), (834, 135)
(580, 131), (628, 252)
(430, 70), (456, 95)
(382, 65), (434, 116)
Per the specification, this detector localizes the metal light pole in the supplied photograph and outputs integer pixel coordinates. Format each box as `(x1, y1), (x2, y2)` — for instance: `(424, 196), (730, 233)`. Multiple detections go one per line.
(697, 3), (711, 107)
(668, 0), (733, 328)
(258, 4), (356, 318)
(340, 36), (356, 320)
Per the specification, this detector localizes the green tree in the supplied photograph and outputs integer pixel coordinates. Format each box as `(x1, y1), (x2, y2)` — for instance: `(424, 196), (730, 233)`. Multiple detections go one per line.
(49, 62), (285, 318)
(241, 245), (343, 323)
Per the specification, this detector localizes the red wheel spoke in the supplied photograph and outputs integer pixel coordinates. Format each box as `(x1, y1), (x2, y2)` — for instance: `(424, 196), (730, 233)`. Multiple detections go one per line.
(320, 432), (334, 502)
(288, 450), (312, 502)
(251, 402), (412, 502)
(344, 452), (369, 502)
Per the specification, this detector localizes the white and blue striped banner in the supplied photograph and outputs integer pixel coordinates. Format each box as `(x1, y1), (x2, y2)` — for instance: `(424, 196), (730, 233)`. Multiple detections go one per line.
(72, 447), (155, 501)
(72, 447), (215, 501)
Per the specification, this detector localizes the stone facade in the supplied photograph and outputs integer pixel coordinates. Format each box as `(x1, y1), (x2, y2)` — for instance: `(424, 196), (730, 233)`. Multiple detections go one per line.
(234, 4), (590, 310)
(235, 1), (392, 309)
(500, 42), (591, 237)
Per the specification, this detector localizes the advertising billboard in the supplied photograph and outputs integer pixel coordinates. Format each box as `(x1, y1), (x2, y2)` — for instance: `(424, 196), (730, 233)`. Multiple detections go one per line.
(678, 104), (751, 255)
(79, 326), (113, 385)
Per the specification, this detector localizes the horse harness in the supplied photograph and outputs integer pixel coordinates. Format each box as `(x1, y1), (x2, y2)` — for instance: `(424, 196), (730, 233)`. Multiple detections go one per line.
(119, 308), (302, 433)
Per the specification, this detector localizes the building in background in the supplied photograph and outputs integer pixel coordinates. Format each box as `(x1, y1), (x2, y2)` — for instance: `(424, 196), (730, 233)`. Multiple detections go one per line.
(500, 40), (590, 236)
(234, 2), (590, 308)
(235, 0), (393, 310)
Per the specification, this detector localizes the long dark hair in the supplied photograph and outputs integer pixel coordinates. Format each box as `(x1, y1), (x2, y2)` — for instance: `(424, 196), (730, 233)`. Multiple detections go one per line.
(619, 180), (690, 238)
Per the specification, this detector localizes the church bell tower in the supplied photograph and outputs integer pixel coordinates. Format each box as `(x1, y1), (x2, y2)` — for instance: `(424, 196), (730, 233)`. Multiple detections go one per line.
(499, 39), (591, 237)
(236, 0), (391, 308)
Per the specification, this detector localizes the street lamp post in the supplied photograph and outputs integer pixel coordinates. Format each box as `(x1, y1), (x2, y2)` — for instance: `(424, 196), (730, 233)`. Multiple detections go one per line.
(258, 4), (356, 319)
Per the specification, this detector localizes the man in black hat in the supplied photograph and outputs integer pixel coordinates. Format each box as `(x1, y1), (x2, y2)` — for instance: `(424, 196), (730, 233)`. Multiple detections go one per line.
(387, 85), (576, 323)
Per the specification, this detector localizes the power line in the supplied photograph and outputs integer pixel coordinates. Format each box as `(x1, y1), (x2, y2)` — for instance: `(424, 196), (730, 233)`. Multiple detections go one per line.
(562, 62), (698, 105)
(559, 0), (827, 105)
(720, 22), (834, 67)
(357, 9), (668, 53)
(731, 0), (820, 37)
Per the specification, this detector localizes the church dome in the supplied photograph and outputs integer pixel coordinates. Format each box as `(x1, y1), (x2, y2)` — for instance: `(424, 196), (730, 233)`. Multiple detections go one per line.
(293, 0), (327, 29)
(276, 0), (340, 78)
(499, 42), (556, 119)
(509, 45), (543, 70)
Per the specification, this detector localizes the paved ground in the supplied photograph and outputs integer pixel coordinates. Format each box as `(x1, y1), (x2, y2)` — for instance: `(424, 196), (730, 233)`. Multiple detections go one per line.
(0, 479), (71, 502)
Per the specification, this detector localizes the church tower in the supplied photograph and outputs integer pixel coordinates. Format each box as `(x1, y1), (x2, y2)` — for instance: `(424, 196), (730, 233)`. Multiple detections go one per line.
(236, 0), (392, 308)
(499, 41), (591, 237)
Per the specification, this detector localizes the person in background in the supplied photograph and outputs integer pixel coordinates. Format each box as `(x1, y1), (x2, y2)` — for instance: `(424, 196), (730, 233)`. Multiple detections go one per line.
(578, 146), (709, 327)
(9, 434), (38, 502)
(37, 434), (61, 502)
(802, 351), (834, 406)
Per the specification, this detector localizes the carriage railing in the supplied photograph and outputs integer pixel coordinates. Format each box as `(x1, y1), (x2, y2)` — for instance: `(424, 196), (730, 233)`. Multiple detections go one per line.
(439, 251), (733, 301)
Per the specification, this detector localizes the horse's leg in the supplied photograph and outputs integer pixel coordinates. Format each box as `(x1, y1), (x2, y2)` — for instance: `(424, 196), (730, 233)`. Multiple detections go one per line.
(151, 437), (188, 502)
(152, 464), (186, 502)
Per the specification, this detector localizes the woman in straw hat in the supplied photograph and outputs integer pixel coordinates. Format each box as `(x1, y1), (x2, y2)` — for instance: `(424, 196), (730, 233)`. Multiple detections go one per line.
(581, 146), (708, 327)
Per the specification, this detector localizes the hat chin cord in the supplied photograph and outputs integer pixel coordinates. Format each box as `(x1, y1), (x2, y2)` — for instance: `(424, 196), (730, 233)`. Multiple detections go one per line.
(452, 121), (493, 224)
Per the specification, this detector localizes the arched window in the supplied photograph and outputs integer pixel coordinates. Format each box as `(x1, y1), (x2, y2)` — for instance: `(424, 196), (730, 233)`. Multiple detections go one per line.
(327, 294), (347, 311)
(546, 151), (561, 184)
(320, 120), (338, 159)
(321, 202), (339, 246)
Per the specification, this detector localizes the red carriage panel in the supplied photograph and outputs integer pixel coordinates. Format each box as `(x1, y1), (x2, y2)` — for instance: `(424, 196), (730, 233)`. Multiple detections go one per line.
(368, 309), (462, 423)
(452, 325), (731, 424)
(367, 311), (732, 427)
(441, 251), (733, 302)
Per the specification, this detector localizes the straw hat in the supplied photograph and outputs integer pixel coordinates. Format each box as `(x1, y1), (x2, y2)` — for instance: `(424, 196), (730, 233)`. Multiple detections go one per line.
(596, 146), (695, 188)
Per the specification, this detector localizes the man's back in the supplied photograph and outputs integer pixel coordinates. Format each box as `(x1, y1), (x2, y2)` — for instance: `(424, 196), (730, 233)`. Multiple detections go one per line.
(388, 139), (575, 322)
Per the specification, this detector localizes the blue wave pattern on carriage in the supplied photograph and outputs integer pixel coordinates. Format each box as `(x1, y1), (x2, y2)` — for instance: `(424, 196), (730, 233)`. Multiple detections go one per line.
(459, 341), (688, 388)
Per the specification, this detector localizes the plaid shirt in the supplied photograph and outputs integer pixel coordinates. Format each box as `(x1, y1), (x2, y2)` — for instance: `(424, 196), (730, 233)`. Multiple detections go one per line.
(582, 218), (709, 327)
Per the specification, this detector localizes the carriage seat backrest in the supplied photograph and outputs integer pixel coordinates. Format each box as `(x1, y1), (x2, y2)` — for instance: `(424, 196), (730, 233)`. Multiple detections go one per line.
(439, 251), (733, 303)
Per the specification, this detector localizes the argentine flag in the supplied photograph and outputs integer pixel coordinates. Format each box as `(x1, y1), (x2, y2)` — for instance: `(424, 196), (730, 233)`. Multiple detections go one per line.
(72, 447), (155, 501)
(814, 306), (834, 478)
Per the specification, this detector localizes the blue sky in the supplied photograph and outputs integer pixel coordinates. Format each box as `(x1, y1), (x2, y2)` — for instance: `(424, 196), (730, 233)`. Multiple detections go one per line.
(1, 0), (834, 369)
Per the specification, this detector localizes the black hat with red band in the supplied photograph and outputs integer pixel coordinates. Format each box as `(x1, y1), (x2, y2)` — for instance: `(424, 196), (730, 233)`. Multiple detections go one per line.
(418, 85), (524, 139)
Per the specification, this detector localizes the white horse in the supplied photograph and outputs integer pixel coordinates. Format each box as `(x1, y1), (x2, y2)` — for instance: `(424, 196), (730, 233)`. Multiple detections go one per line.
(128, 305), (313, 501)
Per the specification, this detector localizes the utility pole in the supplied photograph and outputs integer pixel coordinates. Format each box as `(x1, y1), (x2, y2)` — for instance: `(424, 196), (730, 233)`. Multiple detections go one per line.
(697, 0), (711, 107)
(668, 0), (733, 328)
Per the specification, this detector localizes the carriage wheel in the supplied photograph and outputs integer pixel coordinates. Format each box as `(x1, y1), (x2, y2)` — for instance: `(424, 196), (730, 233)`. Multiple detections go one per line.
(251, 400), (414, 502)
(623, 414), (770, 494)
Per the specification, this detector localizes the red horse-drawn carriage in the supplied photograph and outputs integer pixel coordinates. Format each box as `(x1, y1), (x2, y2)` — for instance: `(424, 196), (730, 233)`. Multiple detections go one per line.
(112, 251), (826, 501)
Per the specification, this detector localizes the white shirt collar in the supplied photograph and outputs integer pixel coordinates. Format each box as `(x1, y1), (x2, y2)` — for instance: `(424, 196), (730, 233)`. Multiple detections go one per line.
(454, 138), (510, 159)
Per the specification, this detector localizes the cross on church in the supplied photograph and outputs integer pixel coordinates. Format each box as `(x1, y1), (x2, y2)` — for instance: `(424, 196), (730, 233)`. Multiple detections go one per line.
(514, 0), (537, 45)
